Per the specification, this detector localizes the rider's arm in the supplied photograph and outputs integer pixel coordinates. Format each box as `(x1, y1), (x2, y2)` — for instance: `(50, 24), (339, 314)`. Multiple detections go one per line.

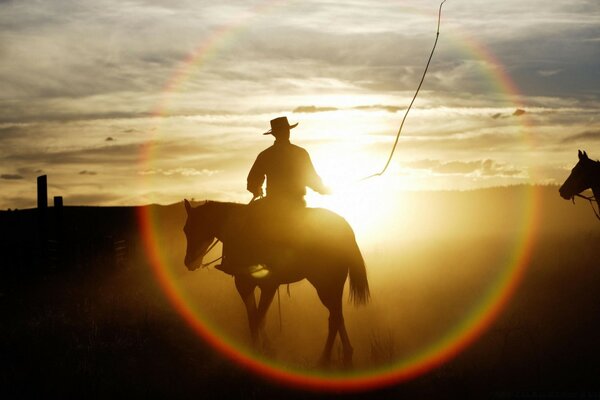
(247, 154), (266, 197)
(303, 151), (331, 195)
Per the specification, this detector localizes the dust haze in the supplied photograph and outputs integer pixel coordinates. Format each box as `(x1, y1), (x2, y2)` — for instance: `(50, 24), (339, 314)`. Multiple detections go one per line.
(150, 185), (600, 371)
(2, 185), (600, 397)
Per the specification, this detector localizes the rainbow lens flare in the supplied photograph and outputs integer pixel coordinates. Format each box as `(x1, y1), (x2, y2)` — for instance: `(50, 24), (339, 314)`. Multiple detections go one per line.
(138, 1), (539, 393)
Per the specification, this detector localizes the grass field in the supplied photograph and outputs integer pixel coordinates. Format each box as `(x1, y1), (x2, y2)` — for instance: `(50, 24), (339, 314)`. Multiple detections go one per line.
(1, 185), (600, 398)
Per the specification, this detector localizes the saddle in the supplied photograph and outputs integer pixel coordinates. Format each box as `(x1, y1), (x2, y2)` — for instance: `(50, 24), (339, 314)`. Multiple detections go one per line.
(220, 197), (308, 276)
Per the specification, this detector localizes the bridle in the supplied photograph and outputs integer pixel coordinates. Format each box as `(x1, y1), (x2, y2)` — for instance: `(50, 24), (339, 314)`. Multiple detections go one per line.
(197, 238), (223, 269)
(194, 195), (261, 270)
(572, 193), (600, 221)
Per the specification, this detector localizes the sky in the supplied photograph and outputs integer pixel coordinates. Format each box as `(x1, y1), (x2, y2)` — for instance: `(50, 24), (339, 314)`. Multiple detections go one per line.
(1, 0), (599, 209)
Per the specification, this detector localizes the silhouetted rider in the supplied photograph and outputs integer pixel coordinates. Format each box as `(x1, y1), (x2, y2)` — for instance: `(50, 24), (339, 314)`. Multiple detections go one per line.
(216, 116), (329, 275)
(247, 116), (329, 205)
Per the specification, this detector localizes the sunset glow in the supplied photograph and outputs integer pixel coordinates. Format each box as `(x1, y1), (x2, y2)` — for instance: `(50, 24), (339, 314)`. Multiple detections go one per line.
(1, 1), (598, 209)
(2, 0), (599, 395)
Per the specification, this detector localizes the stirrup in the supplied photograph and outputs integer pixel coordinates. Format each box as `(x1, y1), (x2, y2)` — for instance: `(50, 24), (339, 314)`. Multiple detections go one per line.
(249, 264), (270, 279)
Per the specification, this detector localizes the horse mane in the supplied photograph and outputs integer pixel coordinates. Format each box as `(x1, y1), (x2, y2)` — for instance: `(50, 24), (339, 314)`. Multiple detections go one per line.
(202, 200), (246, 211)
(197, 201), (246, 227)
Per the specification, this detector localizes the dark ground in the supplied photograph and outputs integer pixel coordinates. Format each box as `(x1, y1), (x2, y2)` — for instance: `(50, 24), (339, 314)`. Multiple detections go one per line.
(1, 186), (600, 399)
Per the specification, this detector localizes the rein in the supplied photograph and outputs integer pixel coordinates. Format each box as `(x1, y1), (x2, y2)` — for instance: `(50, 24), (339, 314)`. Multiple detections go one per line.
(573, 193), (600, 221)
(198, 195), (261, 270)
(198, 238), (223, 268)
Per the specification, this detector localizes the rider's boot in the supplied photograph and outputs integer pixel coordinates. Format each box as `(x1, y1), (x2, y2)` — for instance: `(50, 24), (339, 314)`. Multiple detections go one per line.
(215, 258), (236, 275)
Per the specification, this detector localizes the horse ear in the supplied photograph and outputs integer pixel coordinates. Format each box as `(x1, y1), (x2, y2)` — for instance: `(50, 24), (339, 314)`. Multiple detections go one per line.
(583, 150), (588, 159)
(184, 199), (191, 214)
(579, 150), (583, 159)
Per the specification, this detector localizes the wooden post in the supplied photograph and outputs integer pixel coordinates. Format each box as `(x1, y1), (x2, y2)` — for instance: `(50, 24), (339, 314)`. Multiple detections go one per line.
(53, 196), (63, 208)
(37, 175), (48, 209)
(53, 196), (64, 238)
(36, 175), (48, 268)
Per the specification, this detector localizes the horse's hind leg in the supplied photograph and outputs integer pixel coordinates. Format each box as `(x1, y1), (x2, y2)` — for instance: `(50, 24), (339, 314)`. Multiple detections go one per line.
(318, 310), (338, 366)
(338, 318), (354, 368)
(316, 284), (351, 367)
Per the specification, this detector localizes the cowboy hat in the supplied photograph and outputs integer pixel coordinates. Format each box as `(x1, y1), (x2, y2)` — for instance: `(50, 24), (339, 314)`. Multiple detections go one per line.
(263, 116), (298, 135)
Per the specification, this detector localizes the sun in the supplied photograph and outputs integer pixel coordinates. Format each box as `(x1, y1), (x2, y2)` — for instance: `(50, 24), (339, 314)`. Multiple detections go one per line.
(306, 149), (401, 244)
(294, 108), (403, 242)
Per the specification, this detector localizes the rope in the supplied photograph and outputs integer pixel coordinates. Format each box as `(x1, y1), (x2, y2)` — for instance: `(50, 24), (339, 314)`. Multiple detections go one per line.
(277, 286), (282, 332)
(363, 0), (447, 180)
(200, 255), (223, 268)
(573, 193), (600, 221)
(199, 238), (223, 268)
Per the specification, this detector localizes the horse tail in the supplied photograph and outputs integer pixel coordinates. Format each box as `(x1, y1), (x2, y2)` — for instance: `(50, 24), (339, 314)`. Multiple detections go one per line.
(348, 245), (370, 306)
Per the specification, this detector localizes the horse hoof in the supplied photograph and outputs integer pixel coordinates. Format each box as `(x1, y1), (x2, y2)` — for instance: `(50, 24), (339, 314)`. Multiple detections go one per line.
(343, 349), (354, 369)
(261, 340), (274, 357)
(342, 358), (354, 370)
(317, 357), (331, 369)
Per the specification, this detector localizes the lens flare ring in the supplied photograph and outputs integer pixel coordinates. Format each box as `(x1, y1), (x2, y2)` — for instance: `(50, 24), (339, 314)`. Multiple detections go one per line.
(139, 1), (538, 393)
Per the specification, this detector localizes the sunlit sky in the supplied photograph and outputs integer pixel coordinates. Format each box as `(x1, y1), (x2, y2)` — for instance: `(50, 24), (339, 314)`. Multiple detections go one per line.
(1, 0), (599, 209)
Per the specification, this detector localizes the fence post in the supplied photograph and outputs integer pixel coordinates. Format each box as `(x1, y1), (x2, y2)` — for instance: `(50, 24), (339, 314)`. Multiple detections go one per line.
(37, 175), (48, 210)
(37, 175), (48, 268)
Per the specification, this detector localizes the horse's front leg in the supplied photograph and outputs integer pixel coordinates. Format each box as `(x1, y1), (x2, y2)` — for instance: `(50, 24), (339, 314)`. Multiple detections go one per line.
(235, 277), (259, 345)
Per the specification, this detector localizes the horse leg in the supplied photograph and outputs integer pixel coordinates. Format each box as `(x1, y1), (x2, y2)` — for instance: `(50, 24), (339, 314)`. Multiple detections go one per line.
(338, 317), (354, 368)
(326, 296), (354, 368)
(235, 278), (259, 345)
(315, 284), (344, 367)
(319, 312), (339, 367)
(255, 285), (277, 352)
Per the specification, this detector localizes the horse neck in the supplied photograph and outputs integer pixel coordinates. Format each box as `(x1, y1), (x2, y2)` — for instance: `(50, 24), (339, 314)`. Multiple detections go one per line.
(587, 160), (600, 203)
(590, 160), (600, 188)
(206, 202), (244, 241)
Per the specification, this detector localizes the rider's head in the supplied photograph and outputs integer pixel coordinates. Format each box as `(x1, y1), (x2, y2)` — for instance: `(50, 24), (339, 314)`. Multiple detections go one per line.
(273, 126), (290, 140)
(264, 116), (298, 140)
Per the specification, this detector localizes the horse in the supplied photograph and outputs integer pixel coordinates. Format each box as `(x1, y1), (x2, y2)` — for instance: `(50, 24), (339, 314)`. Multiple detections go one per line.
(182, 199), (370, 366)
(559, 150), (600, 220)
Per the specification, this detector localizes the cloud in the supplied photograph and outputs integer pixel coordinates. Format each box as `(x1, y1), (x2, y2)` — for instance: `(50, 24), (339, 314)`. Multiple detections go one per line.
(0, 0), (597, 130)
(293, 104), (404, 114)
(403, 159), (522, 177)
(59, 193), (126, 206)
(293, 106), (338, 113)
(13, 167), (43, 178)
(0, 125), (25, 138)
(489, 109), (526, 119)
(139, 168), (220, 177)
(0, 109), (153, 125)
(479, 159), (522, 177)
(1, 173), (24, 180)
(6, 142), (143, 165)
(0, 0), (598, 203)
(2, 134), (232, 179)
(538, 69), (563, 77)
(353, 105), (404, 113)
(561, 130), (600, 143)
(78, 170), (97, 175)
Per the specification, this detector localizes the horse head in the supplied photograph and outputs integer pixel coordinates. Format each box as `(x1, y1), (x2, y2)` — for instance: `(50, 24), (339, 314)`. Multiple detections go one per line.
(183, 199), (215, 271)
(559, 150), (594, 200)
